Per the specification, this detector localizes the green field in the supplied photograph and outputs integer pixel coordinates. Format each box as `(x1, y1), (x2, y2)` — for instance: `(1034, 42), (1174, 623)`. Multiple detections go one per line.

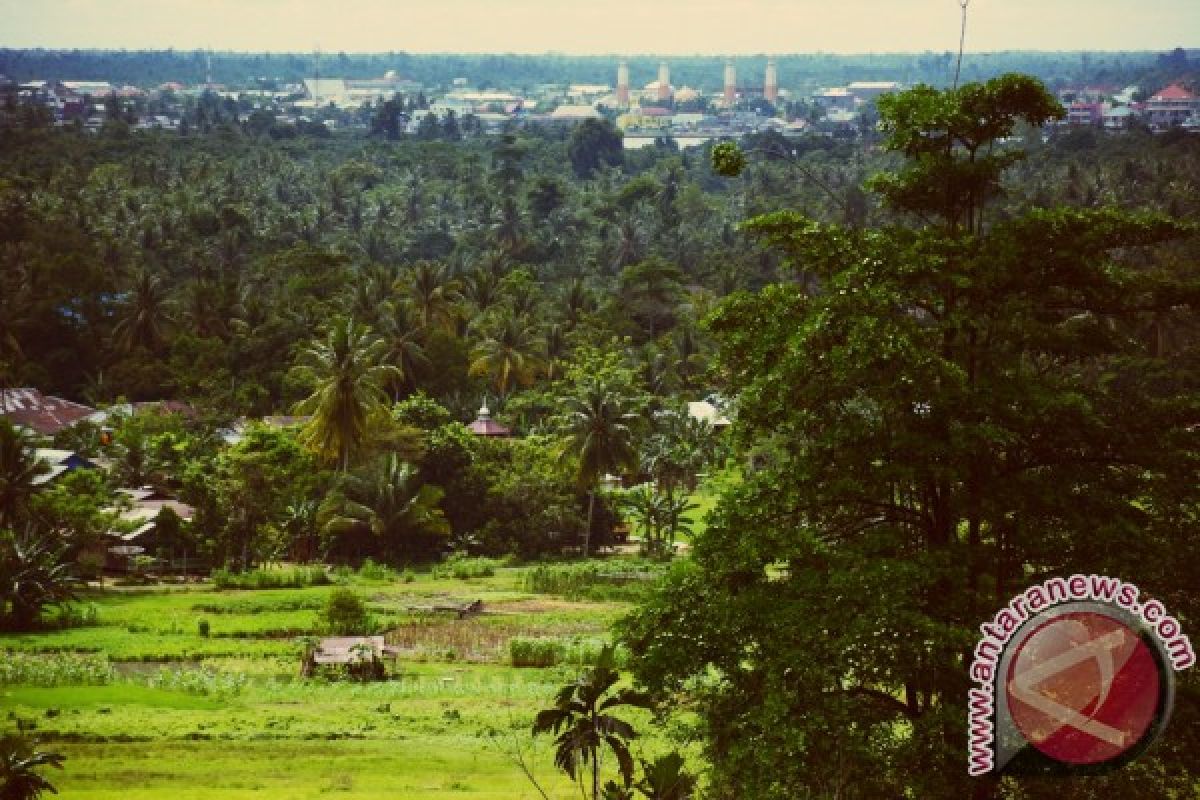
(0, 563), (671, 798)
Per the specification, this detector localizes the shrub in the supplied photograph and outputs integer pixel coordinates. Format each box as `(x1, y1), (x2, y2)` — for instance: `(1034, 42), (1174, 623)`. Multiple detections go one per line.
(322, 589), (370, 635)
(522, 562), (660, 602)
(509, 637), (627, 668)
(357, 558), (393, 581)
(432, 555), (500, 580)
(197, 619), (211, 637)
(211, 566), (330, 590)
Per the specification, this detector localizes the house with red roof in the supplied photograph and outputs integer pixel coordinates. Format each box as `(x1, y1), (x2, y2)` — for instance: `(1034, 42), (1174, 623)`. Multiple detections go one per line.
(1146, 84), (1199, 129)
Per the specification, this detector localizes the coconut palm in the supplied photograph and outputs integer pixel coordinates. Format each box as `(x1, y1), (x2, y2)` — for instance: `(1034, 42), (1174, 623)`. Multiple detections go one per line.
(0, 734), (65, 800)
(396, 261), (461, 333)
(318, 453), (449, 564)
(532, 646), (652, 800)
(292, 318), (399, 472)
(559, 386), (639, 556)
(112, 268), (171, 353)
(0, 421), (47, 531)
(376, 301), (429, 400)
(469, 312), (543, 397)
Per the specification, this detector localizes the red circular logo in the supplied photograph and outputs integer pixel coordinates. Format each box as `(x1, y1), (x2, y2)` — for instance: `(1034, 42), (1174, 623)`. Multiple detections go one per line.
(1006, 611), (1161, 765)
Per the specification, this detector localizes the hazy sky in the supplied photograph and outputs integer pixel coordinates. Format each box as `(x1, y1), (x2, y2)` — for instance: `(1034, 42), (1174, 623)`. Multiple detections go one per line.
(1, 0), (1197, 54)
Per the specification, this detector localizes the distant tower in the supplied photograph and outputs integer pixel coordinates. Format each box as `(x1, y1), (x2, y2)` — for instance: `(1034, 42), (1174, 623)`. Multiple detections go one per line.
(617, 61), (630, 108)
(723, 60), (736, 107)
(657, 61), (671, 102)
(205, 51), (213, 86)
(764, 58), (778, 105)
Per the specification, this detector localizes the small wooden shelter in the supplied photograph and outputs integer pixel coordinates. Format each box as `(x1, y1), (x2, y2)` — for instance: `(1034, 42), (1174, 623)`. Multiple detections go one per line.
(301, 635), (399, 679)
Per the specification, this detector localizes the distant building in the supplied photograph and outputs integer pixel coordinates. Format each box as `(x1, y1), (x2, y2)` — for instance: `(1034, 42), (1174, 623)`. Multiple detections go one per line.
(468, 402), (511, 437)
(847, 81), (900, 104)
(1146, 84), (1199, 129)
(812, 87), (855, 111)
(0, 388), (100, 436)
(1067, 102), (1105, 126)
(1103, 105), (1138, 131)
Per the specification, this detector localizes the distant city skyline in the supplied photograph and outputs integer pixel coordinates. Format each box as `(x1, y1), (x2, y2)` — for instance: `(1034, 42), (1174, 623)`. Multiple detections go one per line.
(1, 0), (1197, 55)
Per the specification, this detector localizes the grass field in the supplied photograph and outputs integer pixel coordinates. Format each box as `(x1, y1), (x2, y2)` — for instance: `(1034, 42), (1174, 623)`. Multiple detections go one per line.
(0, 562), (675, 798)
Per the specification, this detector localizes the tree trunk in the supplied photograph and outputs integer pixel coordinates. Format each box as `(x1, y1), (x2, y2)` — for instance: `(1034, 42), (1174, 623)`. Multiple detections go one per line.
(591, 710), (600, 800)
(584, 489), (595, 558)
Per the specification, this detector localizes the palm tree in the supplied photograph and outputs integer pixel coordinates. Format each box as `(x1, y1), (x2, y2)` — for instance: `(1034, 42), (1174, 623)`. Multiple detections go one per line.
(559, 386), (639, 556)
(376, 301), (430, 400)
(0, 530), (78, 631)
(0, 734), (65, 800)
(469, 313), (543, 397)
(397, 261), (461, 333)
(533, 646), (652, 800)
(0, 421), (47, 531)
(112, 268), (171, 353)
(292, 318), (399, 472)
(318, 453), (449, 564)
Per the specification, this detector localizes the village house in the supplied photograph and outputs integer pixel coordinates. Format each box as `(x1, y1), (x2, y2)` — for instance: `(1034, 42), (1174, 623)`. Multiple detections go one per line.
(1145, 84), (1200, 129)
(0, 388), (102, 436)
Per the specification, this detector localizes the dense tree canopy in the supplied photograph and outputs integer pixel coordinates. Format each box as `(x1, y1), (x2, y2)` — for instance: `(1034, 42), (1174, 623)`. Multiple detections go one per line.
(623, 74), (1200, 799)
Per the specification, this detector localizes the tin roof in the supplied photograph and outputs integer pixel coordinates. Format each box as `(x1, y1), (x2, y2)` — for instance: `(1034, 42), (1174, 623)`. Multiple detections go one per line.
(1, 388), (98, 435)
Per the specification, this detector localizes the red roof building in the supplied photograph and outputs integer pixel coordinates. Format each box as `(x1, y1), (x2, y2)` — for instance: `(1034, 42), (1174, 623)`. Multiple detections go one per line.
(0, 388), (98, 436)
(467, 401), (511, 437)
(1147, 84), (1200, 129)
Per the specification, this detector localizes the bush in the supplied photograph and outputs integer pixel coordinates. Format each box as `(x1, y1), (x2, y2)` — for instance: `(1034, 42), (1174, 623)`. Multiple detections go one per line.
(197, 619), (211, 637)
(211, 566), (330, 590)
(522, 562), (660, 602)
(322, 589), (370, 635)
(432, 555), (500, 580)
(357, 558), (393, 581)
(509, 637), (627, 668)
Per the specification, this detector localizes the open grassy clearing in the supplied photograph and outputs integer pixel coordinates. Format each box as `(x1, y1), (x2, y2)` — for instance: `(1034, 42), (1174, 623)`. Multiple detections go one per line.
(0, 561), (673, 798)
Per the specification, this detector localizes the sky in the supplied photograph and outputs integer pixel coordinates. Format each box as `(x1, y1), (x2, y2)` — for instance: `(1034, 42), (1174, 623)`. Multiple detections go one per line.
(0, 0), (1197, 54)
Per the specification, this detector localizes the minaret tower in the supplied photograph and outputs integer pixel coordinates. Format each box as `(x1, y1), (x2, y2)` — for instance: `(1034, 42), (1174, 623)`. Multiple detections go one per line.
(724, 59), (736, 107)
(657, 61), (671, 102)
(764, 58), (779, 105)
(617, 60), (630, 108)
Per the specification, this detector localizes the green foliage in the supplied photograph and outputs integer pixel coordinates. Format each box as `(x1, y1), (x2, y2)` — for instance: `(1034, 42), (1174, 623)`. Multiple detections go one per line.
(0, 652), (115, 687)
(628, 74), (1200, 799)
(533, 645), (652, 799)
(710, 141), (746, 177)
(523, 562), (658, 603)
(0, 733), (64, 800)
(0, 531), (77, 632)
(0, 422), (46, 531)
(510, 637), (627, 669)
(320, 588), (371, 636)
(431, 554), (499, 580)
(210, 566), (330, 591)
(317, 453), (449, 565)
(292, 317), (401, 471)
(567, 118), (624, 178)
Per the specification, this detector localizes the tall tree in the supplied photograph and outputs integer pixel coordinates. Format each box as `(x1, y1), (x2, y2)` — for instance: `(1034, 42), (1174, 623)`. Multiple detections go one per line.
(624, 74), (1200, 799)
(559, 385), (639, 556)
(293, 318), (399, 472)
(469, 311), (543, 397)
